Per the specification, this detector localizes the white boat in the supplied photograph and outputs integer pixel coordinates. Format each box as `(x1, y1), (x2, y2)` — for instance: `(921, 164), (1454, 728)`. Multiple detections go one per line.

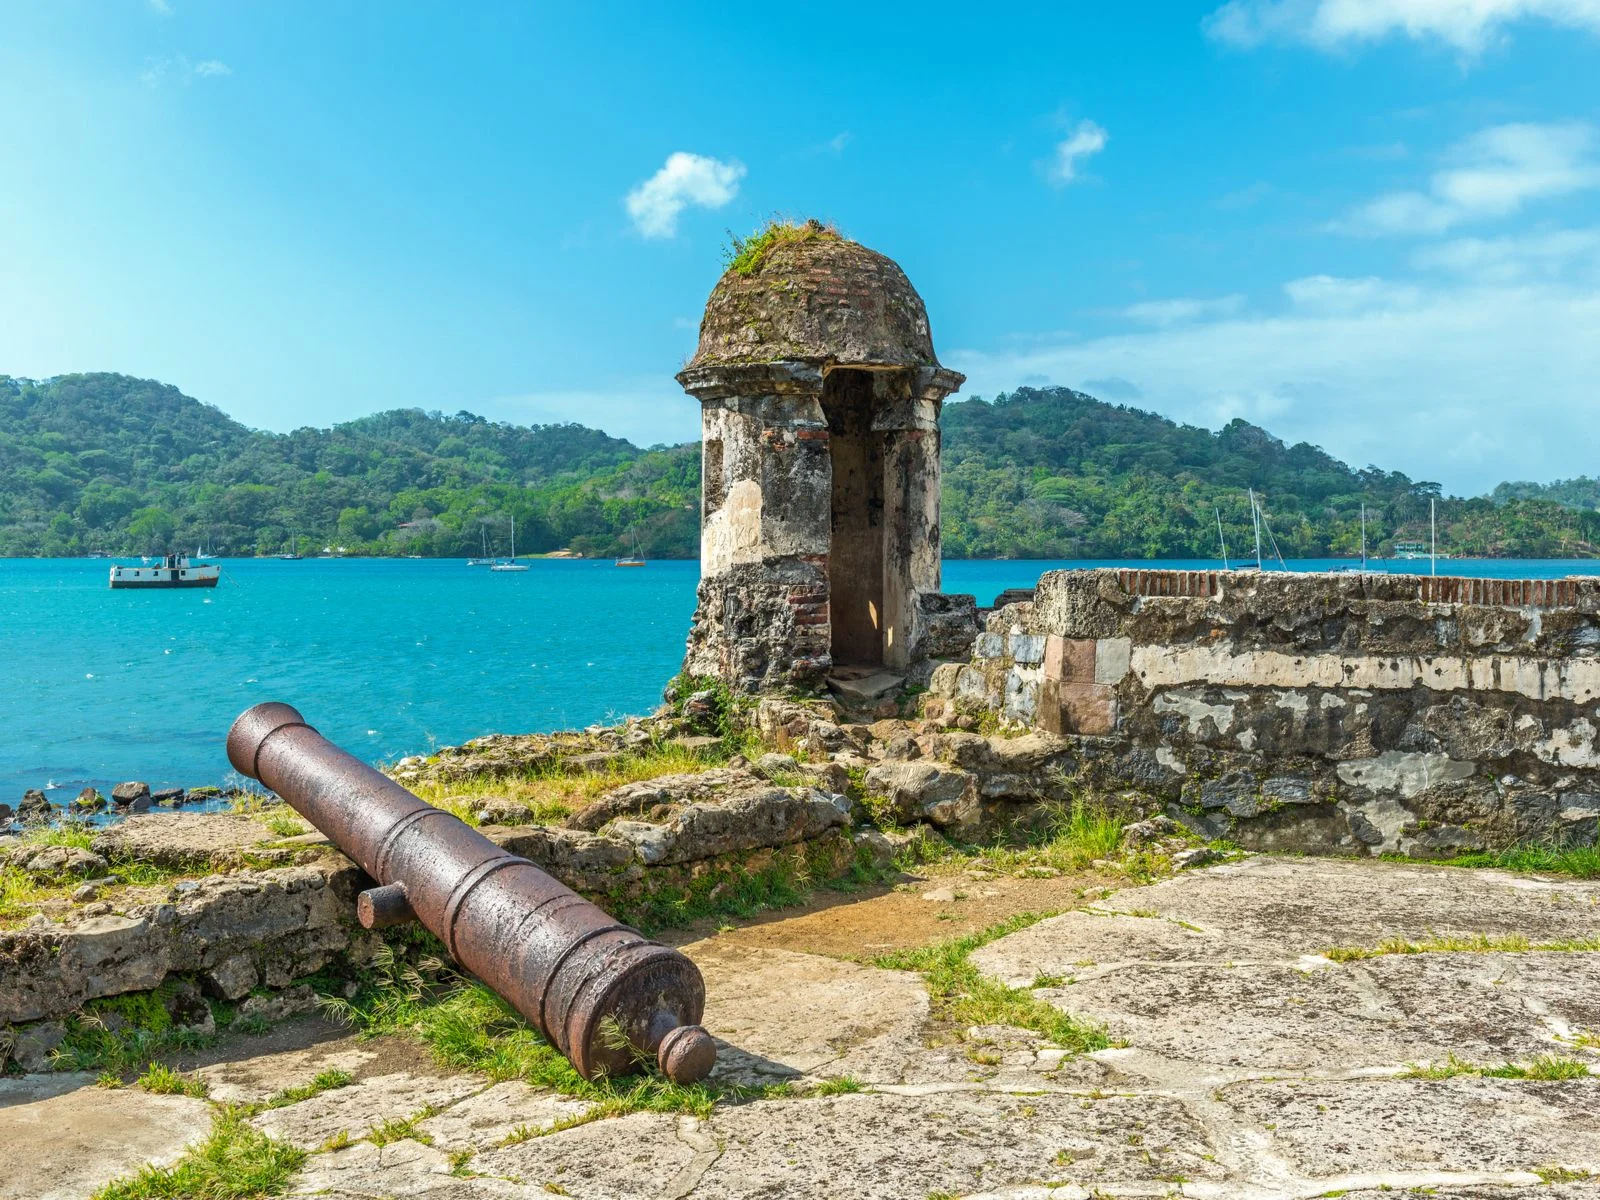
(615, 529), (646, 567)
(110, 553), (219, 590)
(467, 526), (493, 566)
(490, 517), (530, 572)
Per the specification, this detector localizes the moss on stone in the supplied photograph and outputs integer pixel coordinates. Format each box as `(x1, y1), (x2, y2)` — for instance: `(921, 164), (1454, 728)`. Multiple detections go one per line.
(723, 218), (840, 277)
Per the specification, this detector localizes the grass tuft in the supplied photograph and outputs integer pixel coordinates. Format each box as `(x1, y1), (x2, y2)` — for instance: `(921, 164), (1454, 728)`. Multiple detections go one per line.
(873, 912), (1109, 1055)
(888, 794), (1173, 884)
(1325, 932), (1600, 961)
(410, 737), (751, 830)
(722, 219), (840, 277)
(810, 1075), (863, 1096)
(1439, 843), (1600, 879)
(137, 1061), (210, 1098)
(259, 1068), (353, 1111)
(366, 1111), (434, 1147)
(92, 1107), (305, 1200)
(1402, 1053), (1593, 1080)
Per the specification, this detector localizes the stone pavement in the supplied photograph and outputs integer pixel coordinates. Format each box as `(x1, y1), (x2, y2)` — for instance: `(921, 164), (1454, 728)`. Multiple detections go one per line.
(2, 855), (1598, 1199)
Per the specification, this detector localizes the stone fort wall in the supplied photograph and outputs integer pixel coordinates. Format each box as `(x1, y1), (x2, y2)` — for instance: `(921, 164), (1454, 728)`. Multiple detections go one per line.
(929, 567), (1600, 857)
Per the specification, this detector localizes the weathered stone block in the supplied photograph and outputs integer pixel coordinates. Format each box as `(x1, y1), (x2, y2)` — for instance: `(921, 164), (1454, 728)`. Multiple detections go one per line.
(1094, 636), (1132, 684)
(1262, 778), (1317, 806)
(1003, 667), (1040, 725)
(865, 761), (979, 829)
(1008, 633), (1045, 665)
(926, 661), (964, 698)
(974, 632), (1006, 660)
(206, 954), (260, 1001)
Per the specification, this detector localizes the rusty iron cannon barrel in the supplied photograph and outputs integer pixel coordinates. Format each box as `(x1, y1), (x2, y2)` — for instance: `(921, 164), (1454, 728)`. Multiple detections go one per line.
(227, 702), (716, 1084)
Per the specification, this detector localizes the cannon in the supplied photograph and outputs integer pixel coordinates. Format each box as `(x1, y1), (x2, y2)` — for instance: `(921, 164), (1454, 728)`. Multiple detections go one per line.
(226, 702), (716, 1084)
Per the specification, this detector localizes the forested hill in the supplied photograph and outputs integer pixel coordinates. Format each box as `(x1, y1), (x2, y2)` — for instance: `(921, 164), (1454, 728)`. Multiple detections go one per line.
(941, 387), (1599, 559)
(1, 373), (1596, 560)
(0, 374), (698, 559)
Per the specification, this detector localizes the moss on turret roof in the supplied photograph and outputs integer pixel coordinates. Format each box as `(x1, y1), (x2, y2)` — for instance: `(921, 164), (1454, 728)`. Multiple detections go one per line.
(686, 220), (940, 370)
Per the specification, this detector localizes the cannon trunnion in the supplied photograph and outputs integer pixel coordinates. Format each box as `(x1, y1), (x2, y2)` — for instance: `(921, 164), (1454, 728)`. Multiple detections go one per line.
(226, 702), (716, 1084)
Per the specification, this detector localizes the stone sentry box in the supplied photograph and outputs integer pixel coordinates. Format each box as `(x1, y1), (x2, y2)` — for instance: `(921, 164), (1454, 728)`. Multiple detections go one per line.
(677, 224), (969, 691)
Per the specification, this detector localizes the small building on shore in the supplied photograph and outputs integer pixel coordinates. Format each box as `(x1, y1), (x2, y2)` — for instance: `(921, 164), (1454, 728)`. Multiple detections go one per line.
(676, 222), (972, 693)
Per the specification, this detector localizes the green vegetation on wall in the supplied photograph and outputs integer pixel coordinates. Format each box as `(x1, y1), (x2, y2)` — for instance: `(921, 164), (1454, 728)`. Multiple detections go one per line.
(2, 374), (1596, 560)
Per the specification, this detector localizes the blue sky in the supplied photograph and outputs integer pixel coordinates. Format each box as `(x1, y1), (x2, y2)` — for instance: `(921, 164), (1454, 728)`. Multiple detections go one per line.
(1, 1), (1597, 494)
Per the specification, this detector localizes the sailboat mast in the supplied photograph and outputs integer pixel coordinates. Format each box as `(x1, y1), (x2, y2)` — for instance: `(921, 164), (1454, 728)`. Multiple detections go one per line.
(1360, 504), (1367, 572)
(1250, 489), (1263, 571)
(1216, 508), (1230, 570)
(1430, 498), (1436, 577)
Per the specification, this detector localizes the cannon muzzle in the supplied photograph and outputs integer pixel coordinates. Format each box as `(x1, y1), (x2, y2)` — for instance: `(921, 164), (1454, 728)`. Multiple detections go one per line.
(227, 702), (716, 1084)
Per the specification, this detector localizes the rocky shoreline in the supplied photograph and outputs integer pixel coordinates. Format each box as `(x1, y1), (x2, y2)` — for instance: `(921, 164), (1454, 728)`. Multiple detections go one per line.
(0, 782), (244, 837)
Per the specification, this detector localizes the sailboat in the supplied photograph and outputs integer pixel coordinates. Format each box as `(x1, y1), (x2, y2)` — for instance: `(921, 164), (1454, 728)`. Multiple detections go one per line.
(467, 525), (494, 567)
(490, 517), (530, 572)
(615, 529), (645, 568)
(1246, 488), (1287, 570)
(278, 529), (304, 560)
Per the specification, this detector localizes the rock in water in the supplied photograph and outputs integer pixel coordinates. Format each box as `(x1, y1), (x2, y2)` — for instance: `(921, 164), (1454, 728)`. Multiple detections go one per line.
(111, 781), (151, 808)
(17, 790), (52, 824)
(71, 788), (106, 813)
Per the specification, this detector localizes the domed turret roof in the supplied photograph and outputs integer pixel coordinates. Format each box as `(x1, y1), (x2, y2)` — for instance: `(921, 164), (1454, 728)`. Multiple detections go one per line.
(685, 222), (940, 370)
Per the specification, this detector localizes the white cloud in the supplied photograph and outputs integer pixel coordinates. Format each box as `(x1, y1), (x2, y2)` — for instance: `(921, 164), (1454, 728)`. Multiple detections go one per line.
(1205, 0), (1600, 54)
(139, 54), (231, 87)
(1281, 274), (1422, 311)
(625, 152), (745, 239)
(1123, 295), (1247, 325)
(1336, 122), (1600, 235)
(949, 256), (1600, 494)
(148, 0), (173, 15)
(1046, 120), (1108, 187)
(1411, 227), (1600, 280)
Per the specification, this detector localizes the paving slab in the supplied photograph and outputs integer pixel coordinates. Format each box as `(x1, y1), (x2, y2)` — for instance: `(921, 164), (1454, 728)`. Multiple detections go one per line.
(1224, 1076), (1600, 1178)
(414, 1080), (592, 1152)
(1064, 855), (1600, 955)
(285, 1137), (525, 1198)
(195, 1036), (385, 1103)
(691, 939), (928, 1084)
(251, 1070), (487, 1150)
(1043, 954), (1600, 1073)
(470, 1110), (698, 1200)
(0, 1078), (212, 1200)
(689, 1090), (1225, 1200)
(970, 908), (1263, 981)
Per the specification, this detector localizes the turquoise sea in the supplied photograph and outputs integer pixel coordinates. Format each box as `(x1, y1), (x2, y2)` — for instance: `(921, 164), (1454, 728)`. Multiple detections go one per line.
(3, 555), (1598, 799)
